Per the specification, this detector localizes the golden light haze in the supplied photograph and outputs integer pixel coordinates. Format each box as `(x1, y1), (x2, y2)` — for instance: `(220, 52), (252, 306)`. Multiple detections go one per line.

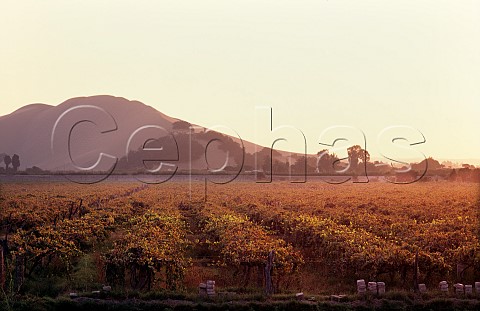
(0, 1), (479, 161)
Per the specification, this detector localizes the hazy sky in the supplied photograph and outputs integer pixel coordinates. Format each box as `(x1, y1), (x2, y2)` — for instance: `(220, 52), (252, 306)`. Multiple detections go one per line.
(1, 1), (479, 162)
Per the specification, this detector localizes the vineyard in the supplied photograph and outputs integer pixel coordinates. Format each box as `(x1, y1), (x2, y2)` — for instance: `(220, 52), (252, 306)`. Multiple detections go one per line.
(0, 180), (479, 308)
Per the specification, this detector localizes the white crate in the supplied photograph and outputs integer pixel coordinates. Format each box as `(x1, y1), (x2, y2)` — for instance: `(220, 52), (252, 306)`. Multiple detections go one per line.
(439, 281), (448, 292)
(475, 282), (480, 292)
(357, 279), (366, 293)
(368, 282), (377, 293)
(377, 282), (385, 294)
(418, 284), (427, 293)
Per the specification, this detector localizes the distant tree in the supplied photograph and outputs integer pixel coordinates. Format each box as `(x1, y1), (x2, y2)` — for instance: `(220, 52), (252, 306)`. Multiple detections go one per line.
(411, 157), (443, 173)
(316, 149), (340, 174)
(4, 155), (11, 171)
(441, 160), (455, 168)
(291, 156), (315, 175)
(257, 147), (282, 159)
(395, 170), (419, 183)
(172, 120), (191, 132)
(12, 154), (20, 172)
(448, 169), (457, 182)
(26, 166), (44, 174)
(472, 169), (480, 183)
(427, 157), (443, 170)
(243, 153), (255, 171)
(347, 145), (370, 174)
(262, 157), (270, 174)
(458, 167), (472, 182)
(116, 132), (204, 171)
(271, 159), (288, 174)
(306, 156), (318, 174)
(256, 147), (282, 173)
(200, 132), (244, 167)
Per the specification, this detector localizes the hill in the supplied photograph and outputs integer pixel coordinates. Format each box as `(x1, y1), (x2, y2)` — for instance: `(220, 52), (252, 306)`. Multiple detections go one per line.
(0, 95), (290, 173)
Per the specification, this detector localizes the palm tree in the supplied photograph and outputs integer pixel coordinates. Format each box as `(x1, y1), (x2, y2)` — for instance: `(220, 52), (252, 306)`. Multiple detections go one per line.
(4, 155), (11, 171)
(12, 154), (20, 172)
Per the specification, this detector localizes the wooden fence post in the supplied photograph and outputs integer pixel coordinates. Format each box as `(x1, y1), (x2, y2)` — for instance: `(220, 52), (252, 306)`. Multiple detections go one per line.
(265, 250), (275, 296)
(414, 249), (419, 293)
(0, 240), (5, 290)
(14, 251), (24, 293)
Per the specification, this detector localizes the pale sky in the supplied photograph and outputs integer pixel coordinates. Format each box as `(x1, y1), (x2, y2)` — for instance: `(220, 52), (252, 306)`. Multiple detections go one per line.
(1, 1), (479, 162)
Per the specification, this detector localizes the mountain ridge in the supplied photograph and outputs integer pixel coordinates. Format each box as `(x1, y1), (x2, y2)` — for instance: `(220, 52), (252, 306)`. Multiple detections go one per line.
(0, 95), (283, 172)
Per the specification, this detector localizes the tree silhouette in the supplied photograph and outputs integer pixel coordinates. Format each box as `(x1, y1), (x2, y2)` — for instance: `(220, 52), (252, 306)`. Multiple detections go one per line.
(12, 154), (20, 172)
(448, 169), (457, 182)
(347, 145), (370, 174)
(172, 121), (191, 132)
(316, 149), (340, 173)
(4, 155), (11, 171)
